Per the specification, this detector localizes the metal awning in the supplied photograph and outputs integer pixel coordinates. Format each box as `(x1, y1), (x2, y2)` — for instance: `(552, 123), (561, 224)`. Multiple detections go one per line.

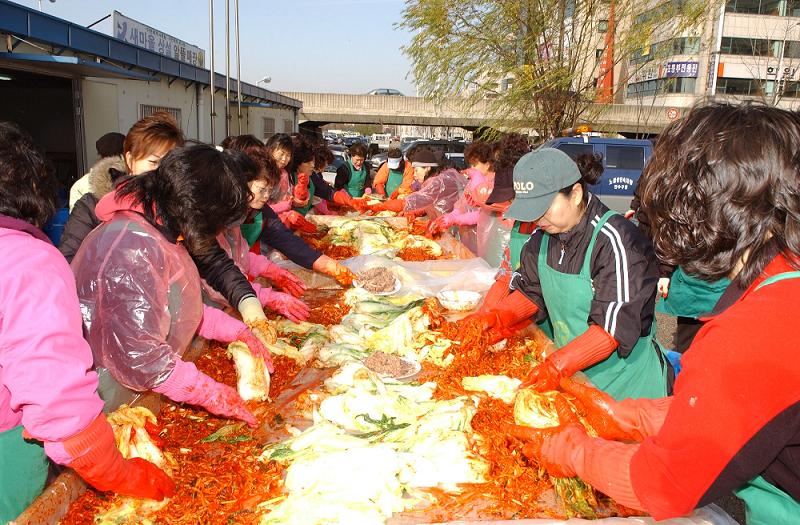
(0, 52), (157, 81)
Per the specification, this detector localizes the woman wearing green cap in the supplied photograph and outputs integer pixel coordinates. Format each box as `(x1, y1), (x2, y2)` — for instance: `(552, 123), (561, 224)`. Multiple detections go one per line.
(460, 148), (668, 401)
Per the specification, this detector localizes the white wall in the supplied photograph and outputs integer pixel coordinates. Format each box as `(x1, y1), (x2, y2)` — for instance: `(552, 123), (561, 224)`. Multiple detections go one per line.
(82, 75), (296, 161)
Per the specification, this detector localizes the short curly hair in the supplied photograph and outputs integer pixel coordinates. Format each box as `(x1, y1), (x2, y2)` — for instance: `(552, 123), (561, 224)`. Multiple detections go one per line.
(0, 122), (58, 228)
(493, 133), (531, 173)
(464, 140), (495, 165)
(638, 103), (800, 286)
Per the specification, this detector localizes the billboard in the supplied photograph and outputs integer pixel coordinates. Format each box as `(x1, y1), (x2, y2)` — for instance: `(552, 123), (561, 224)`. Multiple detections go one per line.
(112, 11), (205, 68)
(663, 61), (699, 78)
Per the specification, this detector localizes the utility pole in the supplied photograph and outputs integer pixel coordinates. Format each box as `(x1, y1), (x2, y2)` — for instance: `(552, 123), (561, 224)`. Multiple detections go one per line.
(208, 0), (216, 144)
(224, 0), (231, 138)
(235, 0), (242, 134)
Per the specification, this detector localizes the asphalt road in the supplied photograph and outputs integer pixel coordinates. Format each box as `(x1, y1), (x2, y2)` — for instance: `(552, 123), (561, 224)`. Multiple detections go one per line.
(655, 312), (746, 524)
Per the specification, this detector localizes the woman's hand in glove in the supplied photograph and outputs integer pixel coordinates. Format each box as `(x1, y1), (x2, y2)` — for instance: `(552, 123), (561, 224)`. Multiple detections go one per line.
(284, 211), (318, 234)
(254, 283), (310, 323)
(249, 253), (306, 298)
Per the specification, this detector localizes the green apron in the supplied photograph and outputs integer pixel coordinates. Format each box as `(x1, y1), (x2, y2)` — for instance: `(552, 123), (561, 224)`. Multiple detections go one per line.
(537, 210), (667, 401)
(733, 271), (800, 525)
(291, 172), (316, 216)
(240, 211), (263, 247)
(385, 168), (405, 197)
(656, 266), (730, 318)
(0, 425), (49, 522)
(346, 161), (367, 198)
(509, 221), (531, 271)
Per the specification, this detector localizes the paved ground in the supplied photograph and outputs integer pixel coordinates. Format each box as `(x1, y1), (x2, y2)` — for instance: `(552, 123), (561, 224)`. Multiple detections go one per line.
(655, 313), (746, 524)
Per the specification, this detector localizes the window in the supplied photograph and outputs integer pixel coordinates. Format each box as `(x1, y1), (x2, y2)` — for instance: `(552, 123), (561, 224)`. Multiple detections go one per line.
(717, 77), (767, 96)
(262, 117), (275, 139)
(283, 119), (294, 133)
(598, 19), (609, 33)
(626, 77), (696, 97)
(606, 146), (645, 170)
(140, 104), (182, 127)
(630, 37), (701, 64)
(726, 0), (799, 15)
(720, 37), (777, 57)
(557, 143), (594, 160)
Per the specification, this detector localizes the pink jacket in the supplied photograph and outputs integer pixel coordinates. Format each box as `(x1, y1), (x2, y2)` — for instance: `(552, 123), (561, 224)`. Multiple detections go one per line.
(0, 216), (103, 443)
(71, 192), (203, 392)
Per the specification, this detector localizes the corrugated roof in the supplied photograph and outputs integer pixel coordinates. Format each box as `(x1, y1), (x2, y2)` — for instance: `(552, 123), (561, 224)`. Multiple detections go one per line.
(0, 0), (301, 109)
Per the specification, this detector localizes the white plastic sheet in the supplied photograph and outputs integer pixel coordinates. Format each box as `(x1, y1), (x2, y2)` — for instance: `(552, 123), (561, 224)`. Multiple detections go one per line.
(342, 254), (497, 297)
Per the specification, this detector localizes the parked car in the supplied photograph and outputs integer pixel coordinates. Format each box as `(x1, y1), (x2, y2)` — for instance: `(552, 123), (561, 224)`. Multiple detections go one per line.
(444, 152), (467, 170)
(401, 140), (467, 164)
(343, 136), (366, 148)
(370, 152), (388, 170)
(537, 136), (653, 213)
(367, 88), (404, 96)
(322, 155), (347, 185)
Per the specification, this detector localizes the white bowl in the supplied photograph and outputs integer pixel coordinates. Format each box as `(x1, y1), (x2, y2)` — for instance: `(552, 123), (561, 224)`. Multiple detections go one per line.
(436, 290), (482, 311)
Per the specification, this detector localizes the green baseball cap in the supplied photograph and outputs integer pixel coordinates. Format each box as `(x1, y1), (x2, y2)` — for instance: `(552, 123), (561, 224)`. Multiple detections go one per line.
(504, 148), (581, 222)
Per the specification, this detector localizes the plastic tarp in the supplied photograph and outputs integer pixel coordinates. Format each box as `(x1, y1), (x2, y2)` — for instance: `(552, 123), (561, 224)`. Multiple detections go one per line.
(342, 254), (497, 297)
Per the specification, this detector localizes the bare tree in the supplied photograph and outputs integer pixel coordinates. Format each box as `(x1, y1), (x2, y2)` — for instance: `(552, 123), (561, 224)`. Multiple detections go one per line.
(399, 0), (707, 138)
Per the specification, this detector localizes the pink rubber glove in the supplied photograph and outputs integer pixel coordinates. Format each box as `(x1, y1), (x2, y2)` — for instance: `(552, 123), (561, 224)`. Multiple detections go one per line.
(252, 282), (310, 323)
(270, 197), (293, 214)
(153, 359), (258, 427)
(197, 305), (273, 372)
(248, 252), (306, 298)
(426, 214), (454, 235)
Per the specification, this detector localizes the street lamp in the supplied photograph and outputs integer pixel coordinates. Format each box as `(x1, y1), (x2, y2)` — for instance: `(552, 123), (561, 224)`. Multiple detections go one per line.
(257, 76), (272, 87)
(37, 0), (56, 11)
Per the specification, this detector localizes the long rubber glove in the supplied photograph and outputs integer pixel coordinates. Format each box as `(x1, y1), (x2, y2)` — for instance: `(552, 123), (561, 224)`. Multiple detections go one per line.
(458, 290), (539, 343)
(370, 199), (404, 213)
(332, 189), (355, 208)
(560, 378), (673, 441)
(284, 211), (318, 234)
(313, 255), (356, 286)
(521, 324), (618, 391)
(44, 414), (175, 500)
(198, 305), (273, 371)
(247, 252), (306, 298)
(427, 210), (479, 235)
(153, 359), (258, 427)
(293, 173), (310, 203)
(478, 274), (512, 313)
(252, 282), (310, 322)
(538, 426), (646, 513)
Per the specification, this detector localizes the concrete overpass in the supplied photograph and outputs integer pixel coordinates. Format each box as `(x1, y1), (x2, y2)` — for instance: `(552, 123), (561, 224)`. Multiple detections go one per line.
(280, 91), (688, 135)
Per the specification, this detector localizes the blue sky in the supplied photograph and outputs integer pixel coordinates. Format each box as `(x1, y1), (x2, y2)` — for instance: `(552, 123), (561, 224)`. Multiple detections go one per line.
(13, 0), (416, 94)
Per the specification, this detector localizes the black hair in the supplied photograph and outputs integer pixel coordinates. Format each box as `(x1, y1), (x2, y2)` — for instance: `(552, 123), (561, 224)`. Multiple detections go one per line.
(558, 152), (604, 204)
(639, 102), (800, 286)
(287, 134), (316, 174)
(493, 133), (531, 173)
(116, 144), (250, 255)
(265, 133), (293, 156)
(348, 141), (368, 158)
(222, 134), (280, 188)
(313, 140), (335, 171)
(464, 141), (495, 165)
(0, 122), (58, 228)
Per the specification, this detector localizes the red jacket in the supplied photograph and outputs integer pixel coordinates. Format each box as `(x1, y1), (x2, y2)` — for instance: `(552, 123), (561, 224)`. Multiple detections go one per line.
(631, 252), (800, 518)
